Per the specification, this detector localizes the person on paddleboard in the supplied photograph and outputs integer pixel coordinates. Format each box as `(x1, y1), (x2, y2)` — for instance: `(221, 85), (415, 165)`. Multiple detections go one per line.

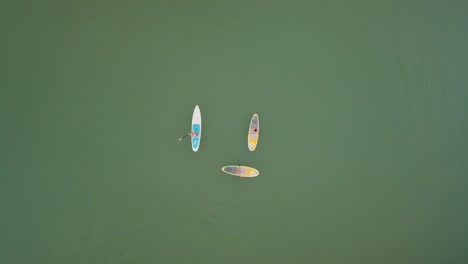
(251, 128), (258, 133)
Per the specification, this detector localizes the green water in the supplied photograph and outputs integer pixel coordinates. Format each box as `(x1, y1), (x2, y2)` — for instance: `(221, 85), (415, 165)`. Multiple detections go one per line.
(1, 1), (467, 263)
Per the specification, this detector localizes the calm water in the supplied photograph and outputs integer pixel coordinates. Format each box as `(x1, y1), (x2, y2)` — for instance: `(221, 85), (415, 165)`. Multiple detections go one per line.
(1, 1), (467, 263)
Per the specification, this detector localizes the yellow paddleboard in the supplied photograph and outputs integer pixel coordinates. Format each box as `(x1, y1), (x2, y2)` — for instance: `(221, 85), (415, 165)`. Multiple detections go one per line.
(221, 165), (259, 177)
(248, 113), (259, 151)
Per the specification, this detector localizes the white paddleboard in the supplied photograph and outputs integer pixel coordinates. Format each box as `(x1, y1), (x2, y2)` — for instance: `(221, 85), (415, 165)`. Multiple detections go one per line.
(191, 105), (201, 152)
(221, 165), (259, 177)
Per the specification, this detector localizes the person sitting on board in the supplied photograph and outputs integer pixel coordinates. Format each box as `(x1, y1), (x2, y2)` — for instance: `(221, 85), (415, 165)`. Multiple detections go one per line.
(190, 131), (198, 137)
(251, 128), (258, 133)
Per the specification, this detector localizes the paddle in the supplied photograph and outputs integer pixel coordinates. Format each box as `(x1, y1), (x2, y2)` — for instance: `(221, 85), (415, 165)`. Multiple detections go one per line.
(178, 133), (190, 141)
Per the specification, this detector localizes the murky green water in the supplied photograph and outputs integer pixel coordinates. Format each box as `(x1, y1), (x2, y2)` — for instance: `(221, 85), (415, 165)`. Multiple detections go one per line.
(1, 1), (467, 263)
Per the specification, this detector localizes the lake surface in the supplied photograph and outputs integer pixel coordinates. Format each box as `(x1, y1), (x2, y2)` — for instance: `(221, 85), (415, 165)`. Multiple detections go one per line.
(1, 1), (467, 263)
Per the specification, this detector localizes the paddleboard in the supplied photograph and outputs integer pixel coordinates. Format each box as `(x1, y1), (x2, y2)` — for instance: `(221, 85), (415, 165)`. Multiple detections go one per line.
(191, 105), (201, 152)
(248, 113), (259, 151)
(221, 165), (259, 177)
